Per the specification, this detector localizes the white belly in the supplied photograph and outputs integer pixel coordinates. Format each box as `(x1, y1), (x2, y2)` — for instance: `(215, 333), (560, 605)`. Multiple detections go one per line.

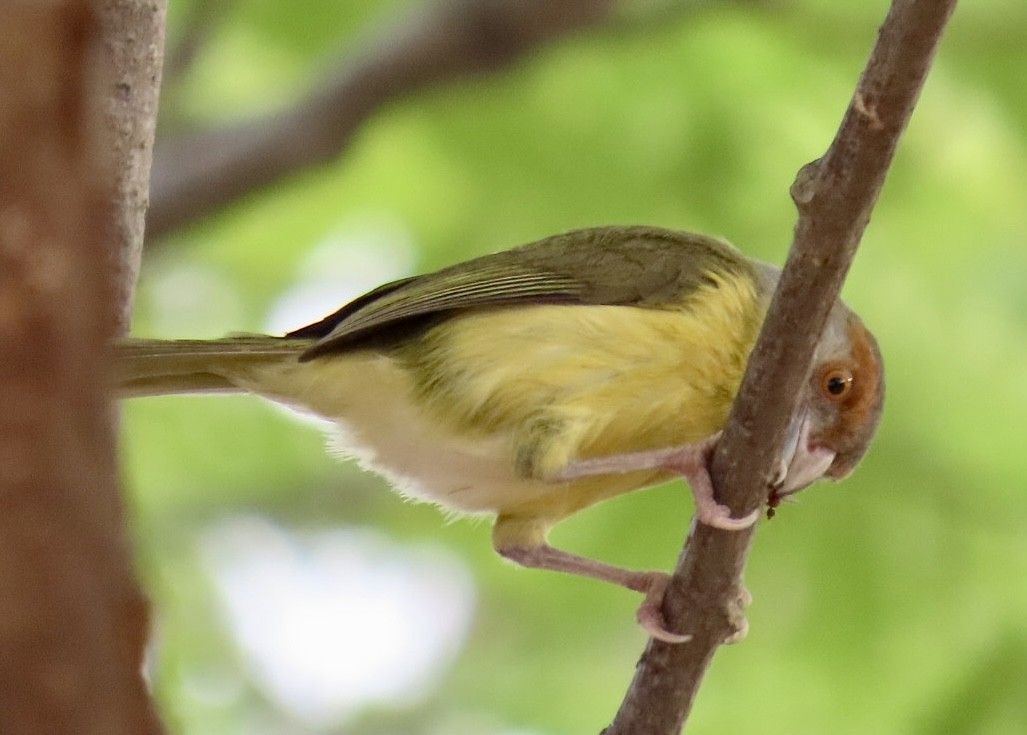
(234, 353), (551, 515)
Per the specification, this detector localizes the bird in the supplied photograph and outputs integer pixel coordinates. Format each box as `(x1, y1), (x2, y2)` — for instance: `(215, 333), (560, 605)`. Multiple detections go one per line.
(115, 225), (885, 642)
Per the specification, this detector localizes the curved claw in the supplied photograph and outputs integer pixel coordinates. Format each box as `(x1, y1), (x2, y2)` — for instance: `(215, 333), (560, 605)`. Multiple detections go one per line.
(723, 587), (752, 645)
(634, 573), (692, 644)
(633, 574), (751, 645)
(723, 620), (749, 645)
(659, 437), (760, 532)
(697, 503), (761, 531)
(554, 433), (759, 532)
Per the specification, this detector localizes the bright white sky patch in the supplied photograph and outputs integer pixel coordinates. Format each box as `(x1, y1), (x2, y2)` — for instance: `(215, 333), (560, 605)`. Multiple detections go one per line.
(265, 216), (417, 336)
(199, 516), (476, 728)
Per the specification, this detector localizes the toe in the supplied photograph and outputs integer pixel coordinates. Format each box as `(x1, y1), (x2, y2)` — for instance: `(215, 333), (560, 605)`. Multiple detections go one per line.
(700, 504), (760, 531)
(723, 613), (749, 645)
(634, 573), (692, 644)
(723, 586), (751, 644)
(638, 607), (692, 644)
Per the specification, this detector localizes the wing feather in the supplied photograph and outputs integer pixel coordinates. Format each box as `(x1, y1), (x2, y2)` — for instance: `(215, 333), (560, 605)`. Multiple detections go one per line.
(291, 226), (757, 360)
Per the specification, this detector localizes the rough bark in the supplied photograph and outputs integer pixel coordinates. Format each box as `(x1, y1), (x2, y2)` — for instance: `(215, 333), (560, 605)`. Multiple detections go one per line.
(97, 0), (168, 333)
(605, 1), (958, 732)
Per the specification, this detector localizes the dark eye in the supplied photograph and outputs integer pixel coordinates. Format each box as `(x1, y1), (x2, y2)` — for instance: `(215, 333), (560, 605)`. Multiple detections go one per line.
(821, 368), (854, 399)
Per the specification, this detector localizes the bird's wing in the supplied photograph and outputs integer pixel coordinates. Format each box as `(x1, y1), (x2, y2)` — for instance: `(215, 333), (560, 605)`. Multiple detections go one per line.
(290, 226), (757, 359)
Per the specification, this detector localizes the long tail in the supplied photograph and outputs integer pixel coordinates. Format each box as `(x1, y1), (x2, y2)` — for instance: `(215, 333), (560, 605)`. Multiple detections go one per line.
(112, 336), (310, 398)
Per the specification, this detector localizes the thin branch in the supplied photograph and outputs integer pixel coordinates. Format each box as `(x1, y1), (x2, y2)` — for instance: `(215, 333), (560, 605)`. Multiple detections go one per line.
(95, 0), (168, 714)
(98, 0), (169, 333)
(605, 1), (957, 732)
(146, 0), (617, 239)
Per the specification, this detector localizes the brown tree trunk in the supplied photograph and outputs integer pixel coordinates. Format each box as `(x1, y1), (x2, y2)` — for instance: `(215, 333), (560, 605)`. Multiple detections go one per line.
(0, 2), (163, 732)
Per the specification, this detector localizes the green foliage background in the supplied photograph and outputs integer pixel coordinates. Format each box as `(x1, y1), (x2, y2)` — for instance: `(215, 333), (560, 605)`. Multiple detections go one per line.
(125, 1), (1027, 733)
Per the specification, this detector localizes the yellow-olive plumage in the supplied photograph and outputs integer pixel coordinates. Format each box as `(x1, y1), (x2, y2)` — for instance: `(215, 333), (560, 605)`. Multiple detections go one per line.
(116, 226), (884, 641)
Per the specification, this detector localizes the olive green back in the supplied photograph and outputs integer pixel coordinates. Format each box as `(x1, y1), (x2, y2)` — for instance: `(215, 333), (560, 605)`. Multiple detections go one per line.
(289, 226), (760, 360)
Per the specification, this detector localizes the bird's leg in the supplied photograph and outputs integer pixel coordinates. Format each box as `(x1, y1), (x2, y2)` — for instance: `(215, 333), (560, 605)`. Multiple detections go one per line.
(554, 434), (760, 530)
(495, 536), (751, 644)
(494, 531), (690, 643)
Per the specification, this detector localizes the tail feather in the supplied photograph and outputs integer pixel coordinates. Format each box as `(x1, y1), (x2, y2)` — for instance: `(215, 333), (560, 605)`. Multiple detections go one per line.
(113, 336), (309, 398)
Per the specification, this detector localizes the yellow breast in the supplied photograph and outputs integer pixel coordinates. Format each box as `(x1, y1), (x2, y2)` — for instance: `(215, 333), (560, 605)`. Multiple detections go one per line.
(238, 271), (764, 528)
(394, 270), (766, 521)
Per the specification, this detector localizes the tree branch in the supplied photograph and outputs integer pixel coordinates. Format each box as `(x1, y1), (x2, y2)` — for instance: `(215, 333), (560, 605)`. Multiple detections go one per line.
(146, 0), (617, 239)
(95, 0), (168, 706)
(605, 1), (957, 732)
(97, 0), (168, 332)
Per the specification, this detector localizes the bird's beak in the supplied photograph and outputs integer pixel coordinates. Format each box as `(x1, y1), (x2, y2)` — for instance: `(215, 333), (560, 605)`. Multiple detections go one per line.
(772, 409), (837, 497)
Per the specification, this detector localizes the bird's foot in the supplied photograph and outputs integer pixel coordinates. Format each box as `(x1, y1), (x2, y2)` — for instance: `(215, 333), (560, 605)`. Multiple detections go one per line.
(556, 434), (759, 531)
(632, 572), (692, 644)
(662, 437), (760, 531)
(493, 536), (694, 643)
(631, 573), (752, 645)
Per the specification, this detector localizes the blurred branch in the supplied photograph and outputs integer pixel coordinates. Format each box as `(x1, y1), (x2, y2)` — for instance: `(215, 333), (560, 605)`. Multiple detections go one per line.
(163, 0), (234, 89)
(147, 0), (618, 239)
(95, 0), (168, 708)
(605, 0), (957, 733)
(614, 0), (780, 36)
(0, 1), (164, 731)
(98, 0), (169, 333)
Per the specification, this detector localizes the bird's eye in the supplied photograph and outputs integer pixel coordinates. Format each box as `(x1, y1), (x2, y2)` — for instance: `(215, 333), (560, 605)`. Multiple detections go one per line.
(821, 368), (854, 399)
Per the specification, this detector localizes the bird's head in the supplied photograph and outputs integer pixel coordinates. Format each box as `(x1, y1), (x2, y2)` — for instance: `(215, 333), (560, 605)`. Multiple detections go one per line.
(770, 304), (885, 507)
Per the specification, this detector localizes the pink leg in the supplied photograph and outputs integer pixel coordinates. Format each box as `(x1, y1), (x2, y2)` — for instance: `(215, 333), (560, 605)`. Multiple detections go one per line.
(497, 543), (691, 643)
(554, 434), (760, 531)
